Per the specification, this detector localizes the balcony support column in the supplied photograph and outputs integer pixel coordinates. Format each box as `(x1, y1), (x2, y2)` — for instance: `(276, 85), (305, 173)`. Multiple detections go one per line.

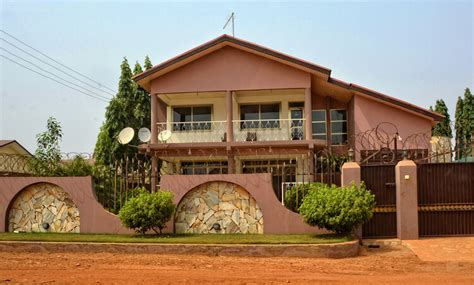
(228, 154), (236, 174)
(304, 88), (312, 141)
(151, 93), (158, 192)
(226, 90), (234, 143)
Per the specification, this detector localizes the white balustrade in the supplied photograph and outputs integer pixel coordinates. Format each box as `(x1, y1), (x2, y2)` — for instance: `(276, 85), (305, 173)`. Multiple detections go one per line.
(156, 119), (306, 143)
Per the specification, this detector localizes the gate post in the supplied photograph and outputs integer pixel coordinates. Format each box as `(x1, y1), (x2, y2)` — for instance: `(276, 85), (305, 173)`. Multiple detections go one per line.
(395, 160), (419, 240)
(341, 162), (362, 240)
(341, 162), (361, 186)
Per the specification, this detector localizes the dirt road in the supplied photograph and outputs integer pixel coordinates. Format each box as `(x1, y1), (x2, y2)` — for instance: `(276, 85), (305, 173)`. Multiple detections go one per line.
(0, 243), (473, 284)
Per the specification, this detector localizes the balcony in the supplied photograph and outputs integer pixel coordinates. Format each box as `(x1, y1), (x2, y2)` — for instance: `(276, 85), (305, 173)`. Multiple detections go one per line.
(156, 119), (305, 144)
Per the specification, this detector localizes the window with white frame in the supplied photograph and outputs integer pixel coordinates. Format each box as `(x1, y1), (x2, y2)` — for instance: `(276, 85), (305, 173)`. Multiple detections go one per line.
(330, 109), (348, 145)
(240, 104), (280, 129)
(172, 106), (212, 131)
(311, 110), (326, 140)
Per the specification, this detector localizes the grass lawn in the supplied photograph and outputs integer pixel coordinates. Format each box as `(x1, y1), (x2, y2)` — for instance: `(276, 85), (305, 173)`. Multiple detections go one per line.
(0, 232), (351, 245)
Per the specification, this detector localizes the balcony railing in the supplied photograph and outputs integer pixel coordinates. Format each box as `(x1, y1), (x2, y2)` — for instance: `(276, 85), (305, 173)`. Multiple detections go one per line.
(233, 119), (305, 142)
(157, 121), (227, 143)
(156, 118), (305, 143)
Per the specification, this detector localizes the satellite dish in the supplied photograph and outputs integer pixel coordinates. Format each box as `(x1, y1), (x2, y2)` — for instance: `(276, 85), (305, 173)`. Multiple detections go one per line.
(117, 127), (135, 145)
(158, 130), (172, 142)
(138, 127), (151, 143)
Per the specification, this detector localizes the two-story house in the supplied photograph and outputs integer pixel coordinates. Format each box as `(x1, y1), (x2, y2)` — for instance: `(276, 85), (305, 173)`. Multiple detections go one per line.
(133, 34), (442, 201)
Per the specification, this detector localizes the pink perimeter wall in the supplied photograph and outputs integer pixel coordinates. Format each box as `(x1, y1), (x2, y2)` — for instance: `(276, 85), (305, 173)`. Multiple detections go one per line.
(353, 94), (433, 141)
(0, 177), (131, 234)
(151, 46), (311, 94)
(160, 173), (325, 234)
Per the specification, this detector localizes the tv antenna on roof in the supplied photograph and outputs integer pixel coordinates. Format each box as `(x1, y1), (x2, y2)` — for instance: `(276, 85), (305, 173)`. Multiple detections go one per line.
(223, 12), (235, 37)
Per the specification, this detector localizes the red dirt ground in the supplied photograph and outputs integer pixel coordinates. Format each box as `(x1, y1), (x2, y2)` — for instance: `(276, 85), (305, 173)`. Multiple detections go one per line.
(0, 243), (473, 284)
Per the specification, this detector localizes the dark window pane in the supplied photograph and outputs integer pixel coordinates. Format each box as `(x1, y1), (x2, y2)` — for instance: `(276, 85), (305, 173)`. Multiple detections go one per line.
(330, 110), (347, 121)
(173, 107), (192, 122)
(312, 122), (326, 134)
(289, 102), (304, 108)
(312, 110), (326, 122)
(332, 134), (348, 145)
(240, 105), (259, 121)
(313, 134), (326, 140)
(260, 104), (279, 120)
(331, 121), (347, 133)
(192, 106), (211, 122)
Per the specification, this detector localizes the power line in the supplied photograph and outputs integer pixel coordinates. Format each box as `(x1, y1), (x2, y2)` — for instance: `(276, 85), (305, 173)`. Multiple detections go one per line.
(1, 29), (117, 94)
(0, 32), (116, 96)
(1, 47), (111, 101)
(1, 55), (109, 103)
(1, 37), (115, 97)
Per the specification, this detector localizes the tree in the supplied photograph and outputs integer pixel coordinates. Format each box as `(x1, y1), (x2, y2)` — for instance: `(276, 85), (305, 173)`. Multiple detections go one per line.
(454, 96), (465, 158)
(118, 188), (175, 234)
(133, 61), (151, 132)
(462, 88), (474, 152)
(144, 55), (153, 70)
(431, 99), (452, 138)
(29, 117), (63, 176)
(94, 56), (152, 166)
(299, 182), (375, 235)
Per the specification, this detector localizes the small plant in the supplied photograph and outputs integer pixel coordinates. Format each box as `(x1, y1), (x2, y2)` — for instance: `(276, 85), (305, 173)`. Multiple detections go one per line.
(299, 182), (375, 235)
(118, 189), (175, 234)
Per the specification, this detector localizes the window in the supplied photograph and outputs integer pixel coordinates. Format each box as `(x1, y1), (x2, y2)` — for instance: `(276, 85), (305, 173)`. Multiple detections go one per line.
(172, 106), (212, 131)
(240, 104), (280, 129)
(311, 110), (326, 140)
(330, 109), (348, 145)
(181, 161), (228, 175)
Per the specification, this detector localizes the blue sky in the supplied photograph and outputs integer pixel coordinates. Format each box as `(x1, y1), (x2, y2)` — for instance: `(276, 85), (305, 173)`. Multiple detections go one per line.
(1, 0), (472, 153)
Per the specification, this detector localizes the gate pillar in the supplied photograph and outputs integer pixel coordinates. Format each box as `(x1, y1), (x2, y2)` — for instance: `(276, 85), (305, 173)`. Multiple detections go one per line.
(341, 162), (361, 186)
(395, 160), (419, 240)
(341, 162), (362, 240)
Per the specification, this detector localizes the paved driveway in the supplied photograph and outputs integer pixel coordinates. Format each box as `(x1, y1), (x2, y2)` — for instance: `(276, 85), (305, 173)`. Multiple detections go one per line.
(404, 237), (474, 262)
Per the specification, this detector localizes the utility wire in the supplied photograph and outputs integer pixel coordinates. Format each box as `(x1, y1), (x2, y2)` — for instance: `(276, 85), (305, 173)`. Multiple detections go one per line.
(0, 36), (116, 96)
(1, 55), (109, 103)
(1, 29), (117, 94)
(1, 47), (111, 101)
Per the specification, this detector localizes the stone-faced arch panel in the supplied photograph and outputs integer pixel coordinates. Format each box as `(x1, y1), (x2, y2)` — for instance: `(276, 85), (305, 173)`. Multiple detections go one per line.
(175, 181), (263, 234)
(8, 182), (80, 233)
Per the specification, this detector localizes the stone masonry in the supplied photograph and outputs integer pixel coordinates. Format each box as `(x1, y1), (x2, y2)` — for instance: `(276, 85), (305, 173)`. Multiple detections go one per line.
(8, 183), (80, 233)
(175, 182), (264, 234)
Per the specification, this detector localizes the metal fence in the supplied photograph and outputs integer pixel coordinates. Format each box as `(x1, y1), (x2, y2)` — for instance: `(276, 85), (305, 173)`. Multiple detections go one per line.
(417, 162), (474, 236)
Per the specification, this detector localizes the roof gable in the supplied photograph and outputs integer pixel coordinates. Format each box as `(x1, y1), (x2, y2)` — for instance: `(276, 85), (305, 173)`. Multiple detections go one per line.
(151, 45), (310, 94)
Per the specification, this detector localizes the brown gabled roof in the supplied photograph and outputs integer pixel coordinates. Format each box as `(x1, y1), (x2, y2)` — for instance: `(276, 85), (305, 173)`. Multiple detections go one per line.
(328, 78), (444, 121)
(133, 34), (444, 121)
(0, 140), (33, 156)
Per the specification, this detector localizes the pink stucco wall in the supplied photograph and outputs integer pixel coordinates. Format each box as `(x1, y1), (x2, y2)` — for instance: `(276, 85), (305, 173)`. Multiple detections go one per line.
(0, 177), (131, 234)
(151, 46), (311, 94)
(353, 94), (432, 143)
(160, 174), (326, 234)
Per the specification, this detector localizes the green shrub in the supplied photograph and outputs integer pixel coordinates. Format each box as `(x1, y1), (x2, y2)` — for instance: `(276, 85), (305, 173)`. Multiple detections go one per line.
(299, 182), (375, 234)
(284, 183), (317, 212)
(118, 190), (175, 234)
(61, 155), (93, 176)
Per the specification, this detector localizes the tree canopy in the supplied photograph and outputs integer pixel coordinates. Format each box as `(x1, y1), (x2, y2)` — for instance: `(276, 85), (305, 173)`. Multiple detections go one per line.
(431, 99), (452, 138)
(454, 88), (474, 160)
(94, 56), (152, 166)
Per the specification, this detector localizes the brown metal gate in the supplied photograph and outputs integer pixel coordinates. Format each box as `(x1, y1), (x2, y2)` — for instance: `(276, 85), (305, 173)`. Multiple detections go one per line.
(361, 164), (397, 238)
(417, 162), (474, 236)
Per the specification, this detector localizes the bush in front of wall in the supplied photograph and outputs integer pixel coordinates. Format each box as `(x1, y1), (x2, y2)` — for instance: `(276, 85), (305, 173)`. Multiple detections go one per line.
(299, 182), (375, 235)
(118, 189), (175, 234)
(284, 183), (319, 213)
